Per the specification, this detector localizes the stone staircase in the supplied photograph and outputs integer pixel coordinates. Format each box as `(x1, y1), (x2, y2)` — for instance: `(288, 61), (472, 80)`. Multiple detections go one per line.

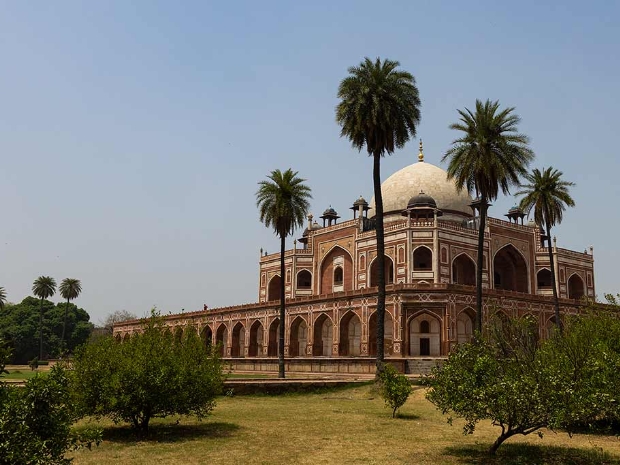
(405, 358), (446, 375)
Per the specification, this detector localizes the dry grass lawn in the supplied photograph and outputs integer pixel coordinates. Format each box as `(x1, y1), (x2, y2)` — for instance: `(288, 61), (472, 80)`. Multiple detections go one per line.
(70, 384), (620, 464)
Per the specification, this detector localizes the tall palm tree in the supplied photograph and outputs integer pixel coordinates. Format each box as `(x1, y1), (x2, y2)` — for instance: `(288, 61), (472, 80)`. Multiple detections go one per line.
(32, 276), (56, 360)
(517, 167), (574, 333)
(256, 169), (311, 378)
(0, 287), (6, 311)
(59, 278), (82, 350)
(336, 57), (421, 373)
(442, 99), (534, 335)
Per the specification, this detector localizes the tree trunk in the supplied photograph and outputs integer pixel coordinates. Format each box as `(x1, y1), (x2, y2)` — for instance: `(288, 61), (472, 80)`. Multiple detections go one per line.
(475, 201), (488, 335)
(373, 153), (386, 375)
(61, 297), (69, 352)
(278, 234), (286, 379)
(39, 298), (44, 360)
(546, 222), (562, 334)
(489, 430), (515, 455)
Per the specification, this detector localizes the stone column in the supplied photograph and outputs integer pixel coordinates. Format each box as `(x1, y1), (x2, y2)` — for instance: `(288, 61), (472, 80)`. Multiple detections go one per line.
(433, 210), (439, 283)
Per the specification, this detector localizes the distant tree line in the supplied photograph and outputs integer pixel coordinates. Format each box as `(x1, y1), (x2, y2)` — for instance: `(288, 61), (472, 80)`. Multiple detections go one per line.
(0, 297), (93, 364)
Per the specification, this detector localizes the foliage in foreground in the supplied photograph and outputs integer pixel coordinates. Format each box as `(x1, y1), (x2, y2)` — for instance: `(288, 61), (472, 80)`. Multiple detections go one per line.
(71, 311), (224, 432)
(0, 365), (101, 465)
(425, 313), (620, 455)
(378, 364), (412, 418)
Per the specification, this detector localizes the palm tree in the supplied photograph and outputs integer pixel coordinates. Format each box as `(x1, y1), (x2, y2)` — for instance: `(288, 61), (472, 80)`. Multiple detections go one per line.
(256, 169), (311, 378)
(59, 278), (82, 350)
(32, 276), (56, 360)
(517, 167), (574, 333)
(0, 287), (6, 311)
(336, 57), (420, 373)
(442, 99), (534, 335)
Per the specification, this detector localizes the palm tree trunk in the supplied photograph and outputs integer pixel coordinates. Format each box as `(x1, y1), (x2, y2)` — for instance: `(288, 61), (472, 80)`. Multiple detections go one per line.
(373, 153), (386, 375)
(475, 201), (488, 336)
(61, 297), (69, 352)
(546, 223), (562, 333)
(278, 234), (286, 379)
(39, 298), (44, 360)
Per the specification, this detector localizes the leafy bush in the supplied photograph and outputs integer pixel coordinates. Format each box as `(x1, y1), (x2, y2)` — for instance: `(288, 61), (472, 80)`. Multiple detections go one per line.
(71, 310), (224, 432)
(378, 364), (412, 418)
(0, 365), (101, 465)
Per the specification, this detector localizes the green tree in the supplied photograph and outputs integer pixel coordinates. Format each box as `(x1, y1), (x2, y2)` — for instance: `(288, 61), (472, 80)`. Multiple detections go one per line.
(256, 169), (311, 378)
(442, 100), (534, 334)
(0, 287), (6, 311)
(59, 278), (82, 350)
(71, 310), (224, 433)
(32, 276), (57, 360)
(378, 364), (412, 418)
(517, 167), (575, 333)
(336, 57), (421, 373)
(0, 339), (10, 375)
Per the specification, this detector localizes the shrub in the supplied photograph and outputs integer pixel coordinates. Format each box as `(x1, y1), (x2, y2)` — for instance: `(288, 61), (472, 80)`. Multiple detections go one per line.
(71, 310), (224, 432)
(378, 364), (412, 418)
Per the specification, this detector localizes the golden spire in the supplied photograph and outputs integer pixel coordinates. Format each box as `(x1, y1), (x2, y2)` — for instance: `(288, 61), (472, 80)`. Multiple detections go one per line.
(418, 139), (424, 162)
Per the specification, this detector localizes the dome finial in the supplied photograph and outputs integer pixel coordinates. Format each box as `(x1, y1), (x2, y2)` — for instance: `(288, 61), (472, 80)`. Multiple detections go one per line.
(418, 139), (424, 162)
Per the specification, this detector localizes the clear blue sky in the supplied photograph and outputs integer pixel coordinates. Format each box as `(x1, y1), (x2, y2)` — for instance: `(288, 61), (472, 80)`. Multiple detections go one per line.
(1, 1), (618, 324)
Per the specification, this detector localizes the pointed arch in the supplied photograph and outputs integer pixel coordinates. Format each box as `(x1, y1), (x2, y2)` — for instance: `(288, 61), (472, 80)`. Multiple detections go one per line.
(568, 273), (585, 299)
(296, 269), (312, 290)
(408, 311), (442, 356)
(114, 333), (122, 343)
(369, 255), (395, 287)
(174, 326), (184, 344)
(215, 323), (228, 357)
(312, 313), (334, 356)
(248, 320), (264, 357)
(267, 275), (282, 301)
(201, 325), (213, 348)
(493, 244), (529, 293)
(456, 308), (474, 344)
(413, 246), (433, 270)
(289, 316), (308, 357)
(122, 333), (131, 343)
(231, 322), (245, 357)
(339, 311), (361, 356)
(537, 268), (552, 289)
(452, 253), (476, 286)
(319, 246), (353, 294)
(368, 310), (394, 356)
(267, 318), (280, 356)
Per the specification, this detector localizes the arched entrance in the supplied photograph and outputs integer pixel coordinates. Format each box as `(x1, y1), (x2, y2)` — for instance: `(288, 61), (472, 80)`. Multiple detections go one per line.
(215, 324), (227, 357)
(296, 270), (312, 290)
(312, 314), (333, 356)
(320, 247), (353, 293)
(267, 276), (281, 301)
(409, 314), (441, 356)
(268, 318), (280, 356)
(368, 311), (394, 356)
(568, 274), (585, 299)
(369, 257), (394, 287)
(248, 321), (264, 357)
(493, 245), (528, 292)
(452, 254), (476, 286)
(231, 322), (245, 357)
(201, 326), (213, 348)
(456, 310), (474, 344)
(339, 312), (361, 356)
(289, 316), (308, 357)
(537, 269), (552, 290)
(413, 246), (433, 270)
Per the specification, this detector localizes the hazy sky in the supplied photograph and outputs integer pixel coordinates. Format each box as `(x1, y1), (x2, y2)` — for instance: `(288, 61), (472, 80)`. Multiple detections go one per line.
(1, 1), (618, 324)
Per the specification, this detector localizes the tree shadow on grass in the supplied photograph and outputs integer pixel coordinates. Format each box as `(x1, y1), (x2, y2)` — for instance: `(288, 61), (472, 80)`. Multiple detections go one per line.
(100, 421), (240, 444)
(395, 413), (420, 421)
(443, 443), (620, 465)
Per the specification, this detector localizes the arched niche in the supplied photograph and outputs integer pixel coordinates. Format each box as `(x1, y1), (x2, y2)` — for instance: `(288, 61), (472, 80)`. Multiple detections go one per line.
(409, 313), (441, 356)
(267, 275), (282, 301)
(174, 327), (184, 344)
(231, 322), (245, 357)
(289, 316), (308, 357)
(493, 244), (528, 293)
(452, 254), (476, 286)
(201, 325), (213, 348)
(248, 320), (264, 357)
(413, 246), (433, 270)
(369, 256), (395, 287)
(339, 311), (361, 356)
(312, 313), (333, 356)
(215, 324), (227, 357)
(267, 318), (280, 357)
(368, 311), (394, 356)
(568, 274), (585, 299)
(296, 270), (312, 290)
(456, 309), (474, 344)
(320, 247), (353, 293)
(537, 268), (552, 289)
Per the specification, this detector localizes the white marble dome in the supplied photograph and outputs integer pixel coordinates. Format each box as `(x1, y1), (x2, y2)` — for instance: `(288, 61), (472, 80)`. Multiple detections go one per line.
(370, 160), (474, 220)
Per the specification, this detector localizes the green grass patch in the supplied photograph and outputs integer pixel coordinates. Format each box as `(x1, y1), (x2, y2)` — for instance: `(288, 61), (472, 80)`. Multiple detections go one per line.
(69, 384), (620, 465)
(0, 370), (48, 381)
